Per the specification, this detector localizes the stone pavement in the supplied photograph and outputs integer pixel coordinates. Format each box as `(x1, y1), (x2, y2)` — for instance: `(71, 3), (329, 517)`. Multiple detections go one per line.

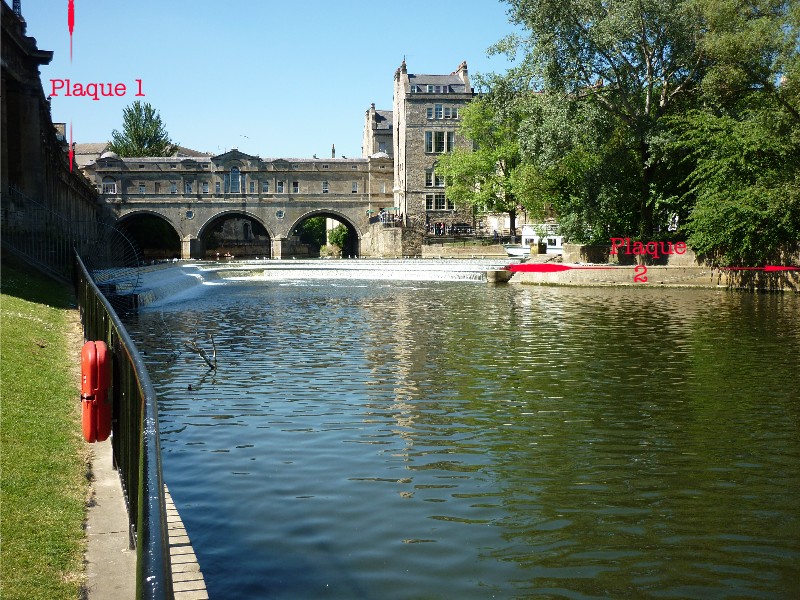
(85, 439), (209, 599)
(85, 439), (136, 599)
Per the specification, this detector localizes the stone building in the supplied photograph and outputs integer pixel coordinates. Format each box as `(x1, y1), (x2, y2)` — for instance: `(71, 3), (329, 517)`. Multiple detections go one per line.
(390, 60), (474, 231)
(362, 104), (393, 159)
(84, 59), (476, 258)
(83, 149), (394, 258)
(1, 0), (100, 277)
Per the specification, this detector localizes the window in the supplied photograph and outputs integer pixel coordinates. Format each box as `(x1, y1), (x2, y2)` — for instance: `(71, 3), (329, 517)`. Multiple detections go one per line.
(185, 182), (192, 194)
(435, 104), (443, 119)
(139, 183), (146, 194)
(427, 85), (434, 93)
(170, 182), (177, 194)
(351, 181), (358, 193)
(292, 181), (299, 193)
(427, 107), (433, 119)
(202, 181), (209, 194)
(352, 165), (357, 170)
(380, 183), (386, 193)
(215, 181), (221, 194)
(425, 131), (453, 153)
(435, 131), (445, 152)
(250, 181), (255, 193)
(230, 167), (240, 193)
(379, 142), (386, 153)
(277, 180), (284, 193)
(170, 164), (176, 169)
(101, 177), (116, 194)
(425, 169), (445, 187)
(444, 107), (458, 119)
(425, 193), (453, 211)
(322, 164), (329, 169)
(262, 181), (269, 193)
(138, 164), (145, 169)
(322, 181), (329, 194)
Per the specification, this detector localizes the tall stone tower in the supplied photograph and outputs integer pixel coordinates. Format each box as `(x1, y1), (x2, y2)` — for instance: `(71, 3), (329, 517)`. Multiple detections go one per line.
(392, 60), (473, 229)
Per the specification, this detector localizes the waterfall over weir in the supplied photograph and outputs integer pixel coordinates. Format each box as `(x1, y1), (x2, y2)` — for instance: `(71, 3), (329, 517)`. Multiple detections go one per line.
(131, 258), (518, 308)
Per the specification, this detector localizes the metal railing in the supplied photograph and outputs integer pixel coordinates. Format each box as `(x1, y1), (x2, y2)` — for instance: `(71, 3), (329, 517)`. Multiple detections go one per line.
(75, 254), (173, 599)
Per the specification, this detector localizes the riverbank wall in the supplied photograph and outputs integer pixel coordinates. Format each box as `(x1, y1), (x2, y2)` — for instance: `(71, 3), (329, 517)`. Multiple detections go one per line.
(510, 244), (800, 292)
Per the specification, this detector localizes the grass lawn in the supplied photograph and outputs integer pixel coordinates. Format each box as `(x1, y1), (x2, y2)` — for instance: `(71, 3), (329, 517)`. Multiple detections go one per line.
(1, 254), (88, 599)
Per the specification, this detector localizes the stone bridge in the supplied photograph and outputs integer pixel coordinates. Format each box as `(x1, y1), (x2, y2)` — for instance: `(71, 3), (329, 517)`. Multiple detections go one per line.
(89, 150), (405, 258)
(107, 193), (387, 258)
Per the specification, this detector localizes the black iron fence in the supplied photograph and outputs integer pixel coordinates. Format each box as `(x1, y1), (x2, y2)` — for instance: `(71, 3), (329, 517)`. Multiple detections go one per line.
(75, 254), (173, 599)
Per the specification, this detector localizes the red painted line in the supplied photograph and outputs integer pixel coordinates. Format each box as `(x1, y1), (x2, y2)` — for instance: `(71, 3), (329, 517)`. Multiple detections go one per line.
(506, 263), (619, 273)
(68, 0), (75, 62)
(723, 266), (799, 272)
(68, 122), (74, 173)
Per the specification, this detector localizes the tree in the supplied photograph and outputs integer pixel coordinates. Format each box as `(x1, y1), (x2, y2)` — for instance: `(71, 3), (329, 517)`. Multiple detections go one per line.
(108, 101), (176, 157)
(328, 224), (349, 250)
(434, 95), (528, 236)
(667, 0), (800, 264)
(495, 0), (708, 238)
(294, 216), (326, 249)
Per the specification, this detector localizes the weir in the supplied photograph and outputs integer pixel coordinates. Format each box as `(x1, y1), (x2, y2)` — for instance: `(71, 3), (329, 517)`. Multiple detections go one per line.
(109, 259), (518, 308)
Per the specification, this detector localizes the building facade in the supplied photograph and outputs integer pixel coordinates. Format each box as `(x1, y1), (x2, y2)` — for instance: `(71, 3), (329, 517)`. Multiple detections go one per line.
(390, 60), (474, 231)
(1, 1), (100, 277)
(84, 149), (394, 258)
(85, 60), (476, 257)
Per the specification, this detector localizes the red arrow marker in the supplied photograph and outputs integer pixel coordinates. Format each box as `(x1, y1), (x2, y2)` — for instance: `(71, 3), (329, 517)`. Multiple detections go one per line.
(505, 263), (619, 273)
(68, 122), (74, 173)
(68, 0), (75, 62)
(723, 266), (799, 272)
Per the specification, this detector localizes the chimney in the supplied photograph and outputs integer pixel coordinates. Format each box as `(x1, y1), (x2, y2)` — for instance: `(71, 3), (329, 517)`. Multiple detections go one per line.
(331, 144), (336, 159)
(455, 61), (470, 90)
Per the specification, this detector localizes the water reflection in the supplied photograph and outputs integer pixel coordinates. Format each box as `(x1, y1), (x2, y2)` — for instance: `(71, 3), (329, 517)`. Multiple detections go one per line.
(125, 282), (800, 599)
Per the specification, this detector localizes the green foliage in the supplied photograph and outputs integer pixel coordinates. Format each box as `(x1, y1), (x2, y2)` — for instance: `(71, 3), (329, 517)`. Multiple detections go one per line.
(108, 101), (176, 157)
(435, 96), (528, 233)
(327, 224), (349, 249)
(495, 0), (708, 237)
(295, 216), (326, 248)
(670, 105), (800, 264)
(483, 0), (800, 259)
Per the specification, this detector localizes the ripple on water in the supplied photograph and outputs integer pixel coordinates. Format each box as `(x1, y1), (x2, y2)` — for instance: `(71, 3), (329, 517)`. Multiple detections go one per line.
(125, 281), (800, 600)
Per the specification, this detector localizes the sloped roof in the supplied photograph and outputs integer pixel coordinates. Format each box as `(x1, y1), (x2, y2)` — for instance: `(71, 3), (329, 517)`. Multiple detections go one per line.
(408, 73), (468, 93)
(375, 110), (393, 130)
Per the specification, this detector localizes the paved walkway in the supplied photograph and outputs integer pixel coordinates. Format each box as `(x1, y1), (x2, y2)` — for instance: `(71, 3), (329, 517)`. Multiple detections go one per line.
(85, 439), (209, 599)
(85, 439), (136, 599)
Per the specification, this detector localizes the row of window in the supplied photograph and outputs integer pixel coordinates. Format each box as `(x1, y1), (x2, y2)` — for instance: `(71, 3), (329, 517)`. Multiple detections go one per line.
(104, 180), (374, 195)
(411, 84), (450, 93)
(426, 104), (459, 120)
(127, 163), (361, 171)
(425, 193), (454, 211)
(424, 131), (457, 153)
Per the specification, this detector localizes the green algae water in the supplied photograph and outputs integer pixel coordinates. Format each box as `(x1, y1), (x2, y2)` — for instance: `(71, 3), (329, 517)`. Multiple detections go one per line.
(124, 279), (800, 599)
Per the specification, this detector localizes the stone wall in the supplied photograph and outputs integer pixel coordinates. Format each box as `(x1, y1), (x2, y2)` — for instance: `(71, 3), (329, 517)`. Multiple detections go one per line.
(421, 244), (508, 258)
(562, 243), (703, 266)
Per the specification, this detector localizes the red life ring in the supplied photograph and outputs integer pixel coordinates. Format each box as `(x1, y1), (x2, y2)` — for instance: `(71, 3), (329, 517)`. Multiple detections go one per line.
(81, 341), (111, 443)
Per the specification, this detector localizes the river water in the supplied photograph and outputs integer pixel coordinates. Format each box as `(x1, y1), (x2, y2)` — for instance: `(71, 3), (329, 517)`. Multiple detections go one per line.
(123, 271), (800, 599)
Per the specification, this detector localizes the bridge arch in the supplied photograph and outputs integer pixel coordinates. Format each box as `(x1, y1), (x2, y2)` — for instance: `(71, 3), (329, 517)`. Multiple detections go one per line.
(115, 210), (181, 260)
(289, 209), (362, 257)
(197, 210), (272, 259)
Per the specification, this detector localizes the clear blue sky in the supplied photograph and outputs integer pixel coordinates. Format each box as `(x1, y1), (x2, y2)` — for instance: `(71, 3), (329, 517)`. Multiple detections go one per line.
(21, 0), (521, 159)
